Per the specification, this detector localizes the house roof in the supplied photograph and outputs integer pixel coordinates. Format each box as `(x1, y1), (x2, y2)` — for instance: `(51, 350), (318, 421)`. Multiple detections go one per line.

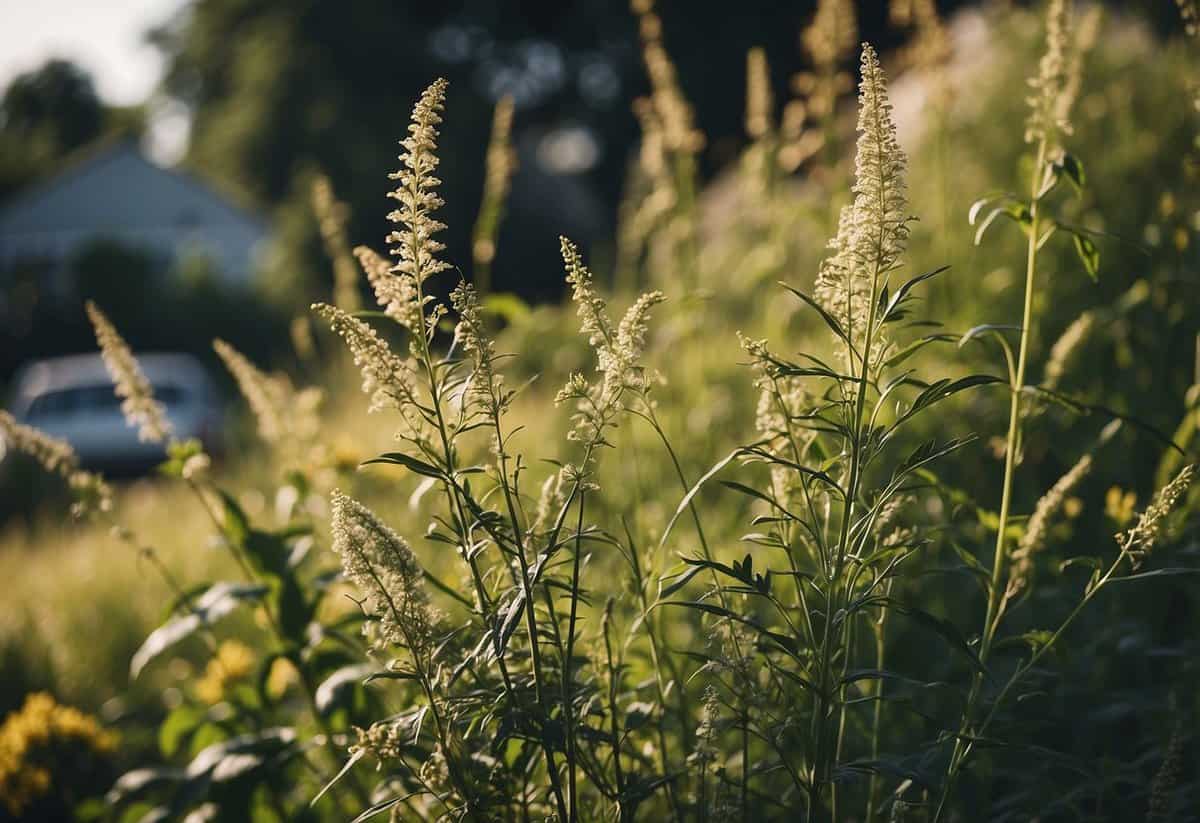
(0, 138), (267, 236)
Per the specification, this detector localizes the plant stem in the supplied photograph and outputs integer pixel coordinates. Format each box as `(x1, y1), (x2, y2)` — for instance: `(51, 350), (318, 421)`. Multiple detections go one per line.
(491, 417), (570, 821)
(564, 486), (589, 823)
(935, 138), (1047, 822)
(865, 581), (892, 823)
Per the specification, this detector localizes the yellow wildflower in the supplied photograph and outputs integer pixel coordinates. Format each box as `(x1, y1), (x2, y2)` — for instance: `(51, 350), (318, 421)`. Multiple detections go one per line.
(195, 640), (256, 704)
(0, 693), (117, 815)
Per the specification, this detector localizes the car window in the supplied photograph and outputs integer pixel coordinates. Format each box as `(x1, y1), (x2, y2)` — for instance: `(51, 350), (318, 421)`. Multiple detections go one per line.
(25, 383), (191, 421)
(26, 389), (80, 420)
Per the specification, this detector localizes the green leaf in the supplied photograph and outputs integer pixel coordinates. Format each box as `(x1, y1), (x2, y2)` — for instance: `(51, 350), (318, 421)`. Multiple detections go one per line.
(880, 265), (950, 324)
(312, 749), (366, 806)
(218, 490), (251, 546)
(158, 705), (205, 758)
(275, 574), (313, 642)
(659, 449), (743, 551)
(1018, 629), (1055, 652)
(623, 702), (657, 731)
(363, 669), (422, 684)
(130, 582), (267, 678)
(778, 282), (853, 352)
(315, 663), (377, 714)
(1072, 233), (1100, 281)
(1110, 567), (1200, 584)
(661, 600), (806, 665)
(958, 324), (1021, 349)
(657, 564), (706, 600)
(973, 203), (1031, 245)
(1058, 555), (1101, 573)
(363, 452), (446, 479)
(879, 600), (987, 675)
(1057, 153), (1086, 192)
(243, 530), (290, 578)
(184, 727), (297, 781)
(833, 758), (934, 790)
(105, 767), (183, 808)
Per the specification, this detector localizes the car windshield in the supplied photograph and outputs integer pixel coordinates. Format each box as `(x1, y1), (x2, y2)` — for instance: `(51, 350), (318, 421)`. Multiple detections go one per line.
(25, 384), (187, 422)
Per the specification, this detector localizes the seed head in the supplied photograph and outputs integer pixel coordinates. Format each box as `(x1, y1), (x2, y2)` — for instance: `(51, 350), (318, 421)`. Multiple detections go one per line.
(558, 237), (664, 449)
(1025, 0), (1075, 146)
(813, 46), (910, 361)
(1147, 719), (1185, 820)
(1043, 312), (1094, 390)
(1118, 465), (1195, 568)
(387, 79), (451, 286)
(330, 490), (436, 655)
(214, 339), (321, 445)
(0, 411), (111, 517)
(473, 95), (517, 269)
(803, 0), (858, 70)
(1008, 454), (1093, 595)
(450, 281), (507, 418)
(311, 174), (360, 312)
(814, 205), (870, 349)
(745, 48), (774, 140)
(355, 245), (427, 333)
(312, 303), (418, 415)
(850, 44), (910, 280)
(86, 301), (172, 443)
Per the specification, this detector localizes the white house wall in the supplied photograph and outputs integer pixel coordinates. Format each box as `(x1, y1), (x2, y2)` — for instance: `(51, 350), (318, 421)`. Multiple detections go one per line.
(0, 142), (268, 289)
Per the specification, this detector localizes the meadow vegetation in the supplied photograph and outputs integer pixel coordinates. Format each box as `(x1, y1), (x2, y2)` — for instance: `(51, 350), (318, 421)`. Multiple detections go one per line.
(1, 1), (1199, 821)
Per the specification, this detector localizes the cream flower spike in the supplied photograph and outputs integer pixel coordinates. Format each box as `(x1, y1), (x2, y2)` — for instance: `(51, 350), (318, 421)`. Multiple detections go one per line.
(561, 236), (616, 355)
(86, 301), (172, 443)
(744, 47), (773, 140)
(355, 245), (423, 332)
(1119, 465), (1195, 568)
(386, 79), (451, 287)
(312, 303), (417, 415)
(211, 340), (297, 448)
(850, 43), (910, 282)
(1025, 0), (1074, 146)
(330, 489), (436, 654)
(803, 0), (858, 69)
(813, 44), (909, 361)
(0, 410), (112, 516)
(1007, 453), (1093, 595)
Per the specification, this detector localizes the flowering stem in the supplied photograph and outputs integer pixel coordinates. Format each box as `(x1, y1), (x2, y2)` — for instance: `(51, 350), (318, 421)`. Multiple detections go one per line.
(491, 419), (571, 821)
(935, 137), (1048, 822)
(564, 482), (590, 823)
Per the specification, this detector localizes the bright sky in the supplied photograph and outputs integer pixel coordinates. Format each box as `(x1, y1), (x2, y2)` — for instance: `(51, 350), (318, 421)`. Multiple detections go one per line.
(0, 0), (188, 106)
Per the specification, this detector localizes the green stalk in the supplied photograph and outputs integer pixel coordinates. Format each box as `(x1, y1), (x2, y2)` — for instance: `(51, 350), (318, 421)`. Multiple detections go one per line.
(934, 138), (1048, 822)
(564, 486), (589, 823)
(864, 578), (893, 823)
(492, 419), (570, 821)
(981, 138), (1046, 661)
(602, 601), (629, 823)
(812, 240), (881, 819)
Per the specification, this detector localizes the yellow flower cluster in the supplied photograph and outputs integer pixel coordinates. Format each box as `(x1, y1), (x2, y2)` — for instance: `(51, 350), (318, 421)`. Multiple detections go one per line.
(0, 692), (117, 815)
(195, 639), (256, 705)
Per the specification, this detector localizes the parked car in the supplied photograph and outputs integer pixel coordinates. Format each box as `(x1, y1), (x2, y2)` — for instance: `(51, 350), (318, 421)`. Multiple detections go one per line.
(3, 352), (223, 474)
